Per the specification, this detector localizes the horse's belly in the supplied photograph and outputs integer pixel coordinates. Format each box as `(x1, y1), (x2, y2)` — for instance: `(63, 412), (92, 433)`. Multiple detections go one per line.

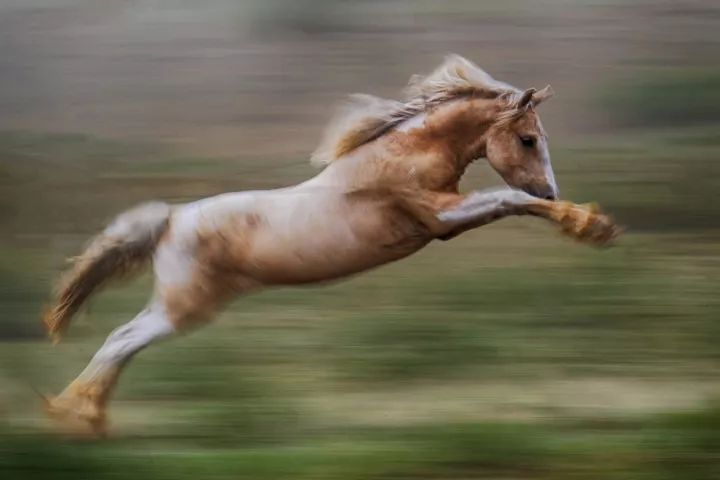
(247, 240), (421, 284)
(245, 209), (428, 284)
(186, 188), (430, 285)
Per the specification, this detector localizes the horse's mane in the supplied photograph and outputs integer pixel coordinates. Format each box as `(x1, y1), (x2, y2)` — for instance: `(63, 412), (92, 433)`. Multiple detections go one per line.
(311, 54), (522, 166)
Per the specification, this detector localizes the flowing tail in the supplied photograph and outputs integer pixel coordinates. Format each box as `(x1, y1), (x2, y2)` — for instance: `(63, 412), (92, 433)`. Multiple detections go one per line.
(43, 202), (171, 343)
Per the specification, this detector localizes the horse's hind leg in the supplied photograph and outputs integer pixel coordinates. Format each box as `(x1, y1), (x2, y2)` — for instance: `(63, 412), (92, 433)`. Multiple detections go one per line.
(45, 301), (175, 435)
(45, 221), (248, 435)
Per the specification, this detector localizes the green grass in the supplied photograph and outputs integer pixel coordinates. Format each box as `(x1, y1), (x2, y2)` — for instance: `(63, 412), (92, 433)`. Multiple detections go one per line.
(2, 404), (720, 479)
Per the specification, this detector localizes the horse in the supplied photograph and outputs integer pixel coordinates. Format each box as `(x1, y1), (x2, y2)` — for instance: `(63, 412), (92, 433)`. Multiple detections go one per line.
(41, 54), (620, 435)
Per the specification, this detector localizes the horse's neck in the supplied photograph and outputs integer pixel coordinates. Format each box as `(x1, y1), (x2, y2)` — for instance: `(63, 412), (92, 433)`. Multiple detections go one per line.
(306, 97), (499, 193)
(305, 142), (458, 193)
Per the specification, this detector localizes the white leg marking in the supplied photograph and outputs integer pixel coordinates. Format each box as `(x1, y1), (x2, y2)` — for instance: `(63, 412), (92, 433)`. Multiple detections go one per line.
(437, 188), (534, 225)
(77, 303), (175, 383)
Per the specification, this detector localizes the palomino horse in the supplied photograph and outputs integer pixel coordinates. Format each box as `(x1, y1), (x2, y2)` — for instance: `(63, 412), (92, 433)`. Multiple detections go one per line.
(43, 55), (620, 434)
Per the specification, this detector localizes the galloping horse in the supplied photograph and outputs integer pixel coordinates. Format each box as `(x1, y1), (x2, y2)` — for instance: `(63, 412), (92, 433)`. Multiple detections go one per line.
(43, 55), (620, 434)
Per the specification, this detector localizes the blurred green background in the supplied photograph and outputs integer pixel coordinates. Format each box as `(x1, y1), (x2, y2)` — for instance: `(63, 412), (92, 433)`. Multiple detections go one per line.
(1, 1), (720, 478)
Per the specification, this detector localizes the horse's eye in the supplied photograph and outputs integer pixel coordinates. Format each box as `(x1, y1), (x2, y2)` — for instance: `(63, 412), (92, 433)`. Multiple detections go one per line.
(520, 136), (536, 148)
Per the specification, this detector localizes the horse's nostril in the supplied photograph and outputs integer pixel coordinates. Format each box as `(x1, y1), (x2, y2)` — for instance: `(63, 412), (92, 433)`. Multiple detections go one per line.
(544, 194), (557, 201)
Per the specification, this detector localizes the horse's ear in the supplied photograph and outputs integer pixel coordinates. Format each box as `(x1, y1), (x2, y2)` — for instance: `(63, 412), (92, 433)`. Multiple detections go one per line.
(532, 85), (555, 106)
(517, 88), (536, 109)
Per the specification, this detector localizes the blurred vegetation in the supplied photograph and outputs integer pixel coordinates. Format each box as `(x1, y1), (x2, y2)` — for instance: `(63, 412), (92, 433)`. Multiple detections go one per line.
(2, 405), (720, 479)
(602, 69), (720, 127)
(1, 0), (720, 479)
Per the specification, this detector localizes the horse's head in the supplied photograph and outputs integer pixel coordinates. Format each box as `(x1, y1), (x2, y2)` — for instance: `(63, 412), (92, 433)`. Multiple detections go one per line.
(485, 86), (558, 200)
(310, 55), (562, 199)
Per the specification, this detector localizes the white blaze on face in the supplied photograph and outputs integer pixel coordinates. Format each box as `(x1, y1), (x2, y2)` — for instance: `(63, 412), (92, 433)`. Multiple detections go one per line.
(539, 139), (559, 199)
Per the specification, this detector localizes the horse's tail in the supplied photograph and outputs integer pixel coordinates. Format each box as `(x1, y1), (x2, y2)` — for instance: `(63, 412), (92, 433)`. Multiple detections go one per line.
(43, 202), (172, 343)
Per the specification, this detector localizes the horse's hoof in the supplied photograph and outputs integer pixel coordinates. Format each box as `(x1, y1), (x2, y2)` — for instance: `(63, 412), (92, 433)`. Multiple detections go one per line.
(559, 203), (622, 247)
(42, 393), (108, 438)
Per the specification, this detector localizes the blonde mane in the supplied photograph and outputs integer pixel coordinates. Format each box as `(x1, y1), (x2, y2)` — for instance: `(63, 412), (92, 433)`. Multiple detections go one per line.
(311, 54), (522, 166)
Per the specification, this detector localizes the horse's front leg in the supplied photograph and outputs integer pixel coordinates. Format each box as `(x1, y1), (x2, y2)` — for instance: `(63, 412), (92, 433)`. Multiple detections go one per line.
(435, 188), (620, 245)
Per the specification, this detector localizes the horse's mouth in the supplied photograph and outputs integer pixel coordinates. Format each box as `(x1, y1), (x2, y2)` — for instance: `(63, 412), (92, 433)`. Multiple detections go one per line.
(523, 184), (559, 201)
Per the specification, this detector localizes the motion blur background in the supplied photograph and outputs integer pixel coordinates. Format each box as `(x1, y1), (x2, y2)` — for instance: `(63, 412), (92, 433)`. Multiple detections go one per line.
(1, 1), (720, 478)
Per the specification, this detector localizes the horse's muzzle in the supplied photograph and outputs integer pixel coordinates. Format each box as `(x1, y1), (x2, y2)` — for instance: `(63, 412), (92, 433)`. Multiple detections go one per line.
(524, 184), (559, 201)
